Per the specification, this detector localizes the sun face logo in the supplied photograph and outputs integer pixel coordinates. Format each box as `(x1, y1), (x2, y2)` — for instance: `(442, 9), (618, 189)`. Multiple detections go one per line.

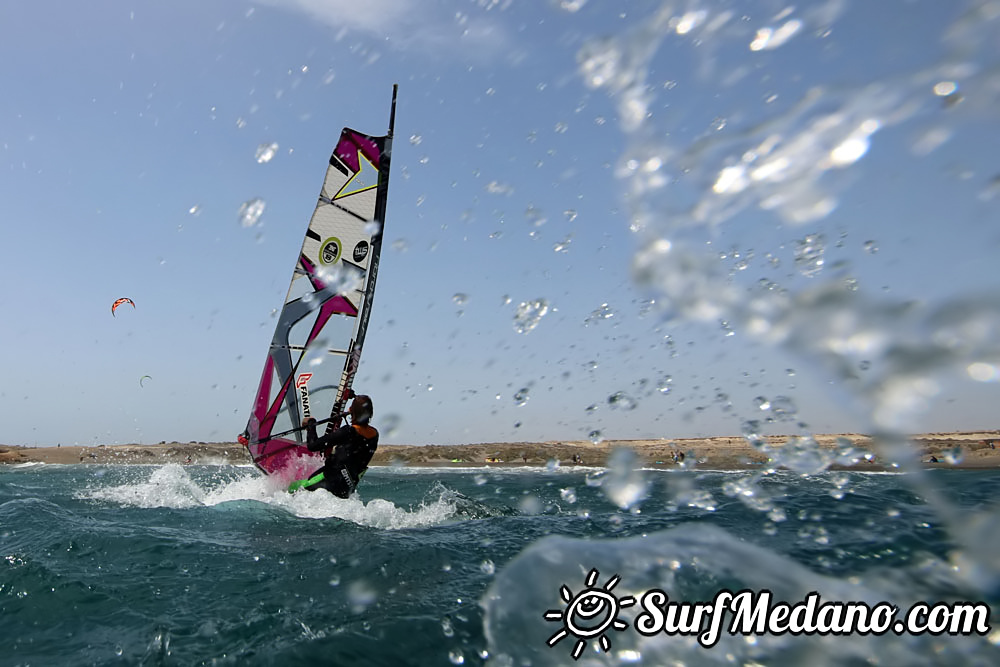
(544, 569), (635, 660)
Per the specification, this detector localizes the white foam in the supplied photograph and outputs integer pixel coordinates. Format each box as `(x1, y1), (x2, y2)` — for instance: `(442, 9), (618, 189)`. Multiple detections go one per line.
(77, 464), (458, 529)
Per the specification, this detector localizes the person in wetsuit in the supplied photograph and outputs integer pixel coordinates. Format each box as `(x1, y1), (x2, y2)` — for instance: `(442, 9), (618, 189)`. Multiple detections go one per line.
(300, 394), (379, 498)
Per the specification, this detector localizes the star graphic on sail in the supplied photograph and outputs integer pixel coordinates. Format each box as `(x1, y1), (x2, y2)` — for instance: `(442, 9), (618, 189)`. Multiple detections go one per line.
(334, 149), (378, 200)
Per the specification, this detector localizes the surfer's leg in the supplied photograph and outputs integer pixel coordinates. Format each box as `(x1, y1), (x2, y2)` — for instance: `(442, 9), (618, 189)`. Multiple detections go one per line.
(327, 467), (356, 499)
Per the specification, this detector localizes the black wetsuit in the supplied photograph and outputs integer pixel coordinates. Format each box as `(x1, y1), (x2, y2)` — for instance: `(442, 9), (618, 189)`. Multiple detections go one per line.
(303, 422), (379, 498)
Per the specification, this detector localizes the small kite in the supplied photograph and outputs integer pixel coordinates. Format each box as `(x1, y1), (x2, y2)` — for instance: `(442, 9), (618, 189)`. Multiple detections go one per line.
(111, 297), (135, 317)
(139, 375), (152, 388)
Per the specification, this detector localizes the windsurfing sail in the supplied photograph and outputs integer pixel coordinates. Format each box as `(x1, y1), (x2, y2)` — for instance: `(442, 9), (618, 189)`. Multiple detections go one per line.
(240, 85), (397, 478)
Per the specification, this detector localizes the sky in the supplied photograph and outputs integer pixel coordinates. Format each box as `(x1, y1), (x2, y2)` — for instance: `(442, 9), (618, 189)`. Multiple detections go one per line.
(2, 0), (999, 447)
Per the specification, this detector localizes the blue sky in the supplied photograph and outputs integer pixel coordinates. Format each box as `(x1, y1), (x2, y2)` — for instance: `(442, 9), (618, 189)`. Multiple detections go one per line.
(2, 0), (999, 447)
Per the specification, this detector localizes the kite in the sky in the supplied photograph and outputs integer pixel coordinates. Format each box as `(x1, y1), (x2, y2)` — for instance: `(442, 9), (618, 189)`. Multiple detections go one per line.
(111, 297), (135, 317)
(139, 375), (152, 388)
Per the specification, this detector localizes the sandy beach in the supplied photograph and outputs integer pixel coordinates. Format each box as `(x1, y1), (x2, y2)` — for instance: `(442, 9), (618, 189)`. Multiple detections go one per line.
(2, 431), (999, 470)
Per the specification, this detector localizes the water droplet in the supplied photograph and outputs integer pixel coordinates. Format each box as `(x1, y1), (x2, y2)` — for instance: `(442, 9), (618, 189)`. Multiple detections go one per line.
(485, 180), (513, 195)
(409, 134), (422, 146)
(513, 387), (530, 406)
(448, 650), (465, 665)
(607, 391), (637, 410)
(513, 299), (550, 334)
(560, 488), (577, 503)
(794, 234), (826, 277)
(303, 337), (329, 367)
(238, 198), (266, 227)
(564, 209), (578, 223)
(553, 236), (572, 253)
(585, 303), (615, 324)
(979, 175), (1000, 202)
(380, 413), (401, 438)
(749, 19), (803, 52)
(588, 430), (603, 444)
(441, 617), (455, 638)
(480, 560), (495, 575)
(188, 205), (201, 216)
(943, 446), (964, 465)
(315, 263), (365, 295)
(559, 0), (587, 12)
(933, 81), (958, 97)
(525, 205), (547, 227)
(778, 435), (834, 475)
(603, 448), (649, 509)
(769, 396), (798, 418)
(452, 293), (468, 306)
(347, 580), (377, 612)
(863, 240), (879, 254)
(255, 142), (279, 164)
(657, 376), (673, 394)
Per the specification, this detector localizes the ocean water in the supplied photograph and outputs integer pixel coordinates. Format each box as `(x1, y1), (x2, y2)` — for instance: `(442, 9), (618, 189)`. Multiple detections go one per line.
(1, 462), (998, 666)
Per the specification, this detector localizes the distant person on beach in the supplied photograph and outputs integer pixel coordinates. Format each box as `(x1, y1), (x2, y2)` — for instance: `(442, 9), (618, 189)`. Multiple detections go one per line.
(297, 395), (379, 499)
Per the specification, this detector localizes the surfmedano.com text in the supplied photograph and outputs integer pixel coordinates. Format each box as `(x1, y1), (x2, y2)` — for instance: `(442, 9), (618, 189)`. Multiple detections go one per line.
(633, 589), (991, 647)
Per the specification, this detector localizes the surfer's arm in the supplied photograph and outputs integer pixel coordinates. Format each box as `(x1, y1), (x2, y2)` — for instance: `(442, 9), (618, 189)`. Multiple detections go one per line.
(303, 417), (325, 452)
(306, 422), (355, 454)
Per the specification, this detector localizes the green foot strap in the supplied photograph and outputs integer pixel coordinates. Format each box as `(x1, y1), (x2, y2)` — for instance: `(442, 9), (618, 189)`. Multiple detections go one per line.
(289, 471), (325, 493)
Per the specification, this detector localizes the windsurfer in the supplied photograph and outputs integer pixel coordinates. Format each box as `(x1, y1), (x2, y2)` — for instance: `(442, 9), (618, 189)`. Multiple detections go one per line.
(298, 395), (379, 498)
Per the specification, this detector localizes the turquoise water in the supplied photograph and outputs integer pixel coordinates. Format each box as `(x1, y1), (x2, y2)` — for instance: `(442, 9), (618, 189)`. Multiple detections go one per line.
(1, 463), (997, 666)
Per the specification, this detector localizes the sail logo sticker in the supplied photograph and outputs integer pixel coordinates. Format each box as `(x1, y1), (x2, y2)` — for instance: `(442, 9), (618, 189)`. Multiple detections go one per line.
(296, 373), (313, 418)
(334, 150), (378, 199)
(544, 569), (634, 661)
(319, 237), (343, 265)
(353, 241), (369, 263)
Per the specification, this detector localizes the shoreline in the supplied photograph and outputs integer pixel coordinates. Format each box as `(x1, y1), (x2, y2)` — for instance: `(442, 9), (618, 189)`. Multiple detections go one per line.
(2, 431), (999, 471)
